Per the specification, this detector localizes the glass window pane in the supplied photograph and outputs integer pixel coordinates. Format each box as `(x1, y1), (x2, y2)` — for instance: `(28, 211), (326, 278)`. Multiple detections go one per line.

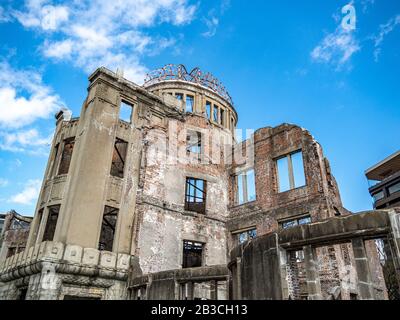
(246, 169), (256, 202)
(291, 151), (306, 188)
(248, 229), (257, 239)
(388, 182), (400, 195)
(373, 191), (384, 201)
(238, 174), (244, 205)
(277, 157), (290, 192)
(239, 232), (248, 244)
(186, 95), (194, 112)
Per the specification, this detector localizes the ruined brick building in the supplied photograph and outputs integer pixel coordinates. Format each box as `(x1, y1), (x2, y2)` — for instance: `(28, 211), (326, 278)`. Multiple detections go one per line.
(0, 65), (399, 300)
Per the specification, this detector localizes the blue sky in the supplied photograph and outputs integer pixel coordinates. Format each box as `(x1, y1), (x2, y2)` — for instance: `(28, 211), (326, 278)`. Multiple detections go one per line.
(0, 0), (399, 216)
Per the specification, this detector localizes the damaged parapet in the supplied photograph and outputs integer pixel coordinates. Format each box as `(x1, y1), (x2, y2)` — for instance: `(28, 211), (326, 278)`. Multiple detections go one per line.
(0, 241), (136, 300)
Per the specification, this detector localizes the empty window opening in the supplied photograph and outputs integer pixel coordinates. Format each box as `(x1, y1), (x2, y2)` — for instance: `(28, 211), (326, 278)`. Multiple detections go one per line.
(236, 169), (256, 205)
(205, 101), (211, 119)
(186, 130), (202, 155)
(183, 240), (204, 268)
(185, 178), (206, 214)
(110, 138), (128, 178)
(43, 205), (60, 241)
(98, 206), (118, 252)
(119, 101), (133, 123)
(280, 215), (311, 230)
(175, 93), (183, 101)
(58, 138), (75, 175)
(213, 105), (219, 123)
(220, 108), (225, 126)
(186, 95), (194, 112)
(236, 228), (257, 244)
(277, 150), (306, 192)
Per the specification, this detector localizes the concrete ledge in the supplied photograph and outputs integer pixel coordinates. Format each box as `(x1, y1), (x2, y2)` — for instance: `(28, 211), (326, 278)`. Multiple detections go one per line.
(0, 241), (133, 282)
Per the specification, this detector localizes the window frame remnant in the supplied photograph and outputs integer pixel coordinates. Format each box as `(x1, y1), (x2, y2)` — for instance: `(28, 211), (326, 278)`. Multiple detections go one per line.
(276, 150), (306, 193)
(186, 130), (202, 156)
(235, 169), (256, 205)
(185, 177), (207, 214)
(119, 100), (134, 124)
(182, 240), (204, 269)
(42, 205), (60, 242)
(58, 138), (75, 175)
(110, 138), (128, 178)
(186, 95), (194, 113)
(280, 214), (312, 230)
(98, 206), (119, 252)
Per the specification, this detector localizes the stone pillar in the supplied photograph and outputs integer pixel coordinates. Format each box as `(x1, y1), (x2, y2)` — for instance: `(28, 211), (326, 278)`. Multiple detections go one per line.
(236, 257), (242, 300)
(303, 245), (323, 300)
(351, 238), (375, 300)
(210, 280), (218, 300)
(279, 248), (290, 300)
(388, 211), (400, 297)
(186, 282), (194, 300)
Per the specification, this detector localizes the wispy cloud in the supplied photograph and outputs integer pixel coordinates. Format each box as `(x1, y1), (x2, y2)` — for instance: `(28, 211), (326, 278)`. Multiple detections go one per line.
(371, 14), (400, 62)
(12, 0), (198, 83)
(311, 26), (360, 69)
(9, 179), (41, 205)
(0, 178), (8, 187)
(0, 128), (52, 155)
(202, 13), (219, 38)
(0, 61), (65, 129)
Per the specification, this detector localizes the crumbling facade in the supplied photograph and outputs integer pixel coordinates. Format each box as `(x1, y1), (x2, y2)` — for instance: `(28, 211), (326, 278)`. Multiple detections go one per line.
(0, 65), (398, 300)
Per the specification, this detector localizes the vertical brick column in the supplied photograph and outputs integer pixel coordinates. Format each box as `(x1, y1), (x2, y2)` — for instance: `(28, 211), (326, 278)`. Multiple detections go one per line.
(210, 280), (218, 300)
(303, 245), (323, 300)
(351, 237), (375, 300)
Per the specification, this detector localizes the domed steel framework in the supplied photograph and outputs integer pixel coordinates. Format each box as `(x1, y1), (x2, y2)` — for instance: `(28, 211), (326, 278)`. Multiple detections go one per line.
(144, 64), (234, 106)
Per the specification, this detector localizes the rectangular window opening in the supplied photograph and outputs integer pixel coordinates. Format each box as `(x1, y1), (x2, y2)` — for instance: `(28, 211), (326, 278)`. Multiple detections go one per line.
(42, 205), (60, 242)
(220, 108), (225, 126)
(237, 228), (257, 244)
(58, 138), (75, 175)
(119, 101), (134, 123)
(185, 178), (206, 214)
(183, 240), (204, 268)
(213, 105), (219, 123)
(186, 95), (194, 113)
(236, 169), (256, 205)
(110, 138), (128, 178)
(277, 150), (306, 192)
(186, 130), (202, 155)
(206, 101), (211, 119)
(280, 215), (311, 230)
(98, 206), (118, 252)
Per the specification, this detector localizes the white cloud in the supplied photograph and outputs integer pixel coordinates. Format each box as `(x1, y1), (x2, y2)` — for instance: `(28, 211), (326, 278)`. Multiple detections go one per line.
(0, 178), (8, 187)
(14, 0), (69, 31)
(0, 61), (65, 128)
(0, 128), (52, 154)
(311, 27), (360, 69)
(202, 14), (219, 38)
(9, 179), (41, 205)
(0, 6), (11, 23)
(372, 15), (400, 62)
(14, 0), (198, 84)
